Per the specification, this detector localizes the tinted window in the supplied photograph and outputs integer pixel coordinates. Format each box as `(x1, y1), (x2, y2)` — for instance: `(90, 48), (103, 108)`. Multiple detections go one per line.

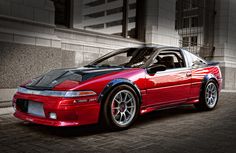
(151, 50), (186, 70)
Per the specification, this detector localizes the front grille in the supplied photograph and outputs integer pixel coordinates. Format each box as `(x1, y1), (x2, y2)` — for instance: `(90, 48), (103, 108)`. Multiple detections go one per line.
(16, 99), (28, 113)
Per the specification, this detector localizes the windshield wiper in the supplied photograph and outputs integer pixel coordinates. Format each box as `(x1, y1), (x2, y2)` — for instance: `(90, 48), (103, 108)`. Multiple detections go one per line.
(85, 64), (129, 69)
(84, 64), (99, 68)
(101, 65), (128, 69)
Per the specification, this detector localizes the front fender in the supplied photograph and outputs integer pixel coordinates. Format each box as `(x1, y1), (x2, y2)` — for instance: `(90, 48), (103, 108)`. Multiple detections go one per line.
(98, 78), (142, 104)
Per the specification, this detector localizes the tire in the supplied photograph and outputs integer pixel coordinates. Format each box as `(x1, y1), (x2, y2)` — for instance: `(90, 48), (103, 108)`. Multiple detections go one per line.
(195, 80), (219, 111)
(101, 85), (140, 130)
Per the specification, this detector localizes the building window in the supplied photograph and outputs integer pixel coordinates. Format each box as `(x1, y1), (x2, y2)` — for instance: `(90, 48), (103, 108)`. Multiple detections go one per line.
(129, 3), (136, 10)
(106, 20), (123, 28)
(191, 16), (198, 27)
(85, 24), (104, 30)
(183, 0), (190, 10)
(84, 0), (105, 7)
(183, 18), (190, 28)
(107, 7), (123, 15)
(182, 16), (199, 28)
(52, 0), (71, 27)
(183, 0), (198, 10)
(81, 0), (137, 38)
(84, 11), (105, 20)
(191, 36), (197, 46)
(182, 37), (189, 47)
(108, 0), (118, 2)
(191, 0), (198, 9)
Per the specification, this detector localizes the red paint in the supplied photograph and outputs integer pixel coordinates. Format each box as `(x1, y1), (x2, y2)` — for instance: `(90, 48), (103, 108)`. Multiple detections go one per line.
(13, 59), (222, 127)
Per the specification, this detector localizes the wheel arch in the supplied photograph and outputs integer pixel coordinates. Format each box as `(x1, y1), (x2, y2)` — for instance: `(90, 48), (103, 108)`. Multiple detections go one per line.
(200, 74), (219, 94)
(98, 78), (142, 105)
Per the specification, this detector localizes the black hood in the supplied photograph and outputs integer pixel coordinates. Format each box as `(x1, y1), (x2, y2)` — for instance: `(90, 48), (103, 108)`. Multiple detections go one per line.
(25, 67), (125, 90)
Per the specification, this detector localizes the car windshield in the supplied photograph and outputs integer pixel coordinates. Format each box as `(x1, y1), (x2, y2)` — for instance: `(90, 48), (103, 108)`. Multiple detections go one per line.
(87, 47), (157, 68)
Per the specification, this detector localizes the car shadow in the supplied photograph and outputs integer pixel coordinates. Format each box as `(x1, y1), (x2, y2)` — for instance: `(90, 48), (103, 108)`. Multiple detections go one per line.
(15, 105), (207, 138)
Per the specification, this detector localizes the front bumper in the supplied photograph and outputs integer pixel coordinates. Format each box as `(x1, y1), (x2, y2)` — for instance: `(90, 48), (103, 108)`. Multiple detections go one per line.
(13, 92), (100, 127)
(14, 111), (81, 126)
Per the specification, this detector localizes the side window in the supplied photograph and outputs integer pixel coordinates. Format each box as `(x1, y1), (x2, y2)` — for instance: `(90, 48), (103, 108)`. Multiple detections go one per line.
(185, 51), (207, 68)
(151, 50), (186, 70)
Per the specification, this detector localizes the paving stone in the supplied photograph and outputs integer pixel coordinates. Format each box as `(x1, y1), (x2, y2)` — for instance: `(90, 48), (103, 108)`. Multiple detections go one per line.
(0, 93), (235, 153)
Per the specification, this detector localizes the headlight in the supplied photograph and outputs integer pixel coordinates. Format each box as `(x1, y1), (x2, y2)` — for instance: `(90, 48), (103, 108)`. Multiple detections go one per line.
(17, 87), (96, 98)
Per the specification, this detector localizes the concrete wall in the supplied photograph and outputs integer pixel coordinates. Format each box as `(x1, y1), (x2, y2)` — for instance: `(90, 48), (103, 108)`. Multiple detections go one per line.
(214, 0), (236, 90)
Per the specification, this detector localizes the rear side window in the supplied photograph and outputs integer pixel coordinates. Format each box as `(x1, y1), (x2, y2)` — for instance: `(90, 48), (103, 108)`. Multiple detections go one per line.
(184, 50), (207, 68)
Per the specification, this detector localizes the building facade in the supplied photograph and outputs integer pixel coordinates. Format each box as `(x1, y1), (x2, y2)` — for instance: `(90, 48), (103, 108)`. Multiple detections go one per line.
(0, 0), (236, 103)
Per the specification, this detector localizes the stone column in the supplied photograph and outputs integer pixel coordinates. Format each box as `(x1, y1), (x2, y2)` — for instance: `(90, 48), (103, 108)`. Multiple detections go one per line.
(144, 0), (179, 47)
(213, 0), (236, 90)
(70, 0), (83, 29)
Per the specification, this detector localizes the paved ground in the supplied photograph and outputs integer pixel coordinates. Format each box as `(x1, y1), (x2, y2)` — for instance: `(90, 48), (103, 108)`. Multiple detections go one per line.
(0, 92), (235, 153)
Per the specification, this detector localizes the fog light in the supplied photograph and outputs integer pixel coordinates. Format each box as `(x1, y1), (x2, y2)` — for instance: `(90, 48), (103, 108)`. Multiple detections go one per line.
(49, 112), (57, 120)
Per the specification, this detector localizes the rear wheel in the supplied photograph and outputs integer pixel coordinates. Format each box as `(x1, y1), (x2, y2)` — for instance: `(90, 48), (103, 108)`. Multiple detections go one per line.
(101, 85), (140, 130)
(195, 80), (218, 110)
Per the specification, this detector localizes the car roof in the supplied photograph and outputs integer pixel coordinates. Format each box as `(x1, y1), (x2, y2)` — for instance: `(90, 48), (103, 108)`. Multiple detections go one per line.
(129, 45), (182, 51)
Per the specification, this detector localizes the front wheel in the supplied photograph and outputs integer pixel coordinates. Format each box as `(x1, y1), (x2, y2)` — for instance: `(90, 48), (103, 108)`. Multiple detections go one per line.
(195, 80), (219, 111)
(101, 85), (140, 130)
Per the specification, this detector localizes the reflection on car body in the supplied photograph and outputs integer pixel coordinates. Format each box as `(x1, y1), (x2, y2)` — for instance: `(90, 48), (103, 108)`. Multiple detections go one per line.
(13, 46), (222, 130)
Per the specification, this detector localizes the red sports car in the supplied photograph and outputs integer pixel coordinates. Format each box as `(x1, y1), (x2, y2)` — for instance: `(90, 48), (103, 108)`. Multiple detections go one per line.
(13, 47), (222, 130)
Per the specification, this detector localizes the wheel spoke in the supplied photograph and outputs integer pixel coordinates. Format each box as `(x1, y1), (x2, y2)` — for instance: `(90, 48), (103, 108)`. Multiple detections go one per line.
(123, 113), (127, 121)
(120, 93), (123, 102)
(207, 98), (211, 105)
(114, 111), (120, 118)
(211, 98), (214, 104)
(114, 98), (121, 104)
(124, 92), (128, 102)
(210, 84), (213, 90)
(125, 98), (132, 103)
(126, 109), (132, 115)
(119, 113), (123, 122)
(112, 107), (119, 110)
(127, 106), (134, 108)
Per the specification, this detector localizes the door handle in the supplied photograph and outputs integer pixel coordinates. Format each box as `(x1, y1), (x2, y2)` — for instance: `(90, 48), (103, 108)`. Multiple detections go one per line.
(186, 71), (192, 77)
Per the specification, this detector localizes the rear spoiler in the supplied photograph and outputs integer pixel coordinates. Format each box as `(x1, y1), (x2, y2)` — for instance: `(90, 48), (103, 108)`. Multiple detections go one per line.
(207, 61), (220, 66)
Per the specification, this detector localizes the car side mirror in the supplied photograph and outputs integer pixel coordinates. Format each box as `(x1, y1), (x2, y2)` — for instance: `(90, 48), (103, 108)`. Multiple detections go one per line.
(147, 65), (166, 74)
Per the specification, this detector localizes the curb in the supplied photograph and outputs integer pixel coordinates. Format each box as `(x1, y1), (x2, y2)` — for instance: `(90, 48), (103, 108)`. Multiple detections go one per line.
(221, 89), (236, 93)
(0, 107), (14, 115)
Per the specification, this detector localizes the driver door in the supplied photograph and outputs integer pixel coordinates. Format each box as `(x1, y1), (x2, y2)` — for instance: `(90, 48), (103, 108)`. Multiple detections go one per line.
(145, 49), (192, 106)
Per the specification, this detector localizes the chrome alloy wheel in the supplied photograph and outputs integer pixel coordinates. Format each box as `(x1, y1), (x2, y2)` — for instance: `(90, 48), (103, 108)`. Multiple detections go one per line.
(205, 82), (218, 108)
(111, 90), (136, 126)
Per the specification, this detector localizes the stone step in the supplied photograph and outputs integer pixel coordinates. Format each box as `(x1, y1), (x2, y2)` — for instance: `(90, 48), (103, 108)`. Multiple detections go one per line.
(0, 101), (12, 108)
